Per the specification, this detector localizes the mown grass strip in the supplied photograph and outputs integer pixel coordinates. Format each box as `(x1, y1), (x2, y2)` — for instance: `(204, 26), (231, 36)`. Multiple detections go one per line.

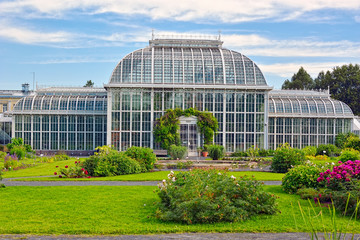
(0, 185), (359, 234)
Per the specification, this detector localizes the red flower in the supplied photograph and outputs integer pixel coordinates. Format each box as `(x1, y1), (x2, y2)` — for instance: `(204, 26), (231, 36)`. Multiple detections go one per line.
(75, 161), (77, 164)
(56, 166), (59, 168)
(54, 172), (57, 175)
(81, 168), (85, 171)
(87, 176), (91, 178)
(59, 175), (63, 178)
(84, 170), (88, 175)
(65, 165), (68, 168)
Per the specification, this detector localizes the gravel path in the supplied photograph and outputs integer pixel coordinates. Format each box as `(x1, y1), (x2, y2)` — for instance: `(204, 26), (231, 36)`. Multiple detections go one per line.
(2, 178), (281, 186)
(0, 232), (317, 240)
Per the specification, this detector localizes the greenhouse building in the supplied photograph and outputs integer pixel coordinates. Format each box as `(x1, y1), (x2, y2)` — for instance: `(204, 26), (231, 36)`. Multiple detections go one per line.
(11, 37), (355, 155)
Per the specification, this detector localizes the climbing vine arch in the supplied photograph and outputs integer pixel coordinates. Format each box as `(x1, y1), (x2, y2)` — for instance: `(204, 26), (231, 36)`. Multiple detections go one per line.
(153, 108), (219, 150)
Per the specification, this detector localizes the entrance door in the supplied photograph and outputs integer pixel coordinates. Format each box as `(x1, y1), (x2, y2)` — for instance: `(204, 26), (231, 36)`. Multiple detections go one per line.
(180, 124), (198, 156)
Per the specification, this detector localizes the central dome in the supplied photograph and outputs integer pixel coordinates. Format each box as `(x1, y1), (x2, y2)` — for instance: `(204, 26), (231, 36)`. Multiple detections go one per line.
(109, 38), (267, 86)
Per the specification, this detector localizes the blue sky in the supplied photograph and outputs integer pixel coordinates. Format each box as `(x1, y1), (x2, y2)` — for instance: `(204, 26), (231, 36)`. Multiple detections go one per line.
(0, 0), (359, 90)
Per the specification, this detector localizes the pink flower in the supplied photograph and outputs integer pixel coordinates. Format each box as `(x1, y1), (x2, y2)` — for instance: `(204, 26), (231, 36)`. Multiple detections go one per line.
(81, 168), (85, 171)
(319, 194), (322, 198)
(87, 176), (91, 179)
(75, 161), (77, 164)
(84, 170), (88, 175)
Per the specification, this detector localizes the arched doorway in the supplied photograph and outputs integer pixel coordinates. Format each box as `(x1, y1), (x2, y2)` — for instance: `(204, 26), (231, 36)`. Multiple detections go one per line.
(179, 116), (199, 156)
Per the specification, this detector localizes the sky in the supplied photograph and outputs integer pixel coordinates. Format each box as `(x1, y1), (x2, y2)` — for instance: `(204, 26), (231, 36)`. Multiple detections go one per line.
(0, 0), (359, 90)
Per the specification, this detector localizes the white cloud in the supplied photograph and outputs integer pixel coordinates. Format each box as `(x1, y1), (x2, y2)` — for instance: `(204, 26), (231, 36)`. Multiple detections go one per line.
(0, 0), (360, 23)
(355, 16), (360, 23)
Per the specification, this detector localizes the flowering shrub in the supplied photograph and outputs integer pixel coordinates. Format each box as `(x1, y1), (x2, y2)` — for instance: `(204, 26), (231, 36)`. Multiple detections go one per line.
(54, 161), (90, 178)
(4, 154), (21, 170)
(317, 160), (360, 191)
(282, 162), (326, 194)
(271, 143), (305, 173)
(156, 169), (278, 224)
(316, 144), (338, 157)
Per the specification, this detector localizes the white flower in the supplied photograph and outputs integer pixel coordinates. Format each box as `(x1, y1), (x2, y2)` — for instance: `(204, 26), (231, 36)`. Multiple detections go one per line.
(172, 177), (176, 182)
(231, 175), (236, 180)
(170, 171), (174, 174)
(162, 179), (166, 183)
(144, 204), (146, 206)
(218, 172), (221, 175)
(167, 174), (171, 179)
(332, 162), (335, 165)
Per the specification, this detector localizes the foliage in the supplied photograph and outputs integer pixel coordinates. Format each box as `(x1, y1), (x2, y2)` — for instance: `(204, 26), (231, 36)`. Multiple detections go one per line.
(338, 148), (360, 162)
(246, 146), (259, 160)
(344, 136), (360, 152)
(207, 144), (225, 160)
(6, 137), (24, 151)
(302, 146), (317, 157)
(83, 80), (94, 87)
(52, 154), (70, 161)
(282, 163), (325, 194)
(94, 145), (117, 156)
(153, 108), (218, 149)
(3, 154), (21, 170)
(335, 132), (357, 149)
(282, 67), (314, 90)
(55, 160), (90, 178)
(125, 146), (157, 172)
(0, 151), (7, 159)
(296, 196), (360, 240)
(271, 143), (305, 173)
(168, 145), (187, 160)
(316, 144), (338, 157)
(9, 146), (26, 160)
(314, 64), (360, 115)
(156, 169), (278, 224)
(176, 160), (193, 169)
(332, 190), (360, 218)
(82, 151), (142, 177)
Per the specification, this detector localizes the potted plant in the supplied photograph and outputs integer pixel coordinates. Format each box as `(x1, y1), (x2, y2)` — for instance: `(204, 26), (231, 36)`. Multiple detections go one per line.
(202, 145), (209, 157)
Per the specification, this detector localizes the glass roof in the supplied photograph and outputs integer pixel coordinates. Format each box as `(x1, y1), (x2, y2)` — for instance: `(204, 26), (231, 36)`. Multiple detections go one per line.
(13, 95), (107, 112)
(109, 39), (267, 86)
(269, 91), (353, 117)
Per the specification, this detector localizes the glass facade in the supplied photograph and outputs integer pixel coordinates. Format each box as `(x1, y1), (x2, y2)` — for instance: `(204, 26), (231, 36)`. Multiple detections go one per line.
(110, 88), (266, 151)
(13, 90), (107, 151)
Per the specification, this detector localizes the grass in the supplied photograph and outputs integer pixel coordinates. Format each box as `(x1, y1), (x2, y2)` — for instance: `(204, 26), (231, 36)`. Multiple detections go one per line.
(2, 159), (79, 178)
(0, 185), (359, 234)
(8, 171), (284, 181)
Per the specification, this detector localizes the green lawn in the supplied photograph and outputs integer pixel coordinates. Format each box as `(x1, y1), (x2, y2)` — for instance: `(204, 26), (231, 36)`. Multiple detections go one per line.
(2, 159), (79, 178)
(9, 171), (284, 181)
(0, 185), (358, 234)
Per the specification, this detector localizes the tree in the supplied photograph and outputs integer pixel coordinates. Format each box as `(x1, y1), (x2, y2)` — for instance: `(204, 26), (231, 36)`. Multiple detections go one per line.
(314, 64), (360, 115)
(282, 67), (314, 90)
(84, 80), (94, 87)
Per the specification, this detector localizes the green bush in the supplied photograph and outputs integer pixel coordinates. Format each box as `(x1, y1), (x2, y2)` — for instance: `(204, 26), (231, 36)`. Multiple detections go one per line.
(125, 146), (157, 172)
(282, 164), (325, 194)
(156, 169), (278, 224)
(53, 154), (70, 161)
(332, 188), (360, 218)
(302, 146), (317, 156)
(82, 155), (100, 176)
(270, 143), (305, 173)
(344, 136), (360, 152)
(82, 152), (141, 177)
(231, 150), (248, 157)
(335, 132), (357, 149)
(316, 144), (338, 157)
(9, 146), (26, 160)
(110, 152), (142, 175)
(168, 145), (187, 160)
(0, 151), (6, 159)
(338, 148), (360, 162)
(207, 144), (225, 160)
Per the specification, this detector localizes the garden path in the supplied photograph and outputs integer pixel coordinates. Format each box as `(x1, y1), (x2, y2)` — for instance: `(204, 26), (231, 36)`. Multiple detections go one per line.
(2, 177), (281, 186)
